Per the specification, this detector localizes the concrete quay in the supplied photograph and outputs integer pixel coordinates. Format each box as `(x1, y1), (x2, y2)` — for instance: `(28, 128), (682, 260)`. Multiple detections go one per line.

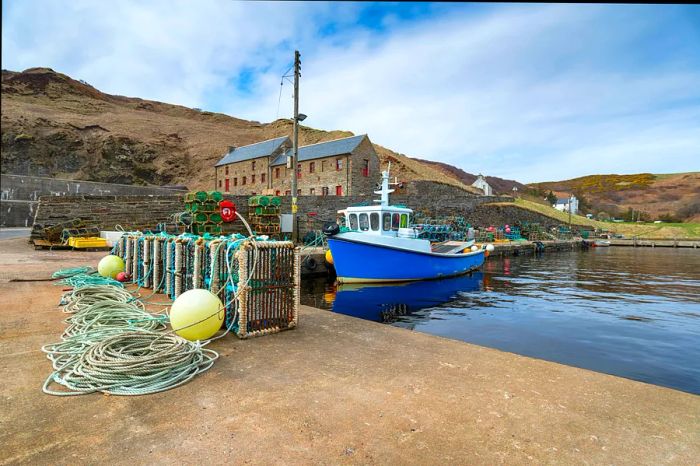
(1, 237), (698, 464)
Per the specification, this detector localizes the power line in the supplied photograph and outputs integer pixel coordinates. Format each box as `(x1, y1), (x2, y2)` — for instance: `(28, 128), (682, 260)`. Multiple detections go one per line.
(276, 65), (295, 120)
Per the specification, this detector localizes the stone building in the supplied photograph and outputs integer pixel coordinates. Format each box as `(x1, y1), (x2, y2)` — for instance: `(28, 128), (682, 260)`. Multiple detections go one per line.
(214, 134), (380, 196)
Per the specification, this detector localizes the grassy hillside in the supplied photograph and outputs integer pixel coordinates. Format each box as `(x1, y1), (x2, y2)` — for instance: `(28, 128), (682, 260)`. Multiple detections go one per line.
(1, 67), (478, 192)
(504, 198), (700, 239)
(530, 172), (700, 222)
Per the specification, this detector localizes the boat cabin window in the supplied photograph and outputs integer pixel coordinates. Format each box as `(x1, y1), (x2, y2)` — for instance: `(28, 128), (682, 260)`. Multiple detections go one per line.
(400, 214), (409, 228)
(391, 213), (400, 231)
(370, 213), (380, 231)
(359, 213), (369, 231)
(382, 213), (391, 231)
(349, 214), (358, 231)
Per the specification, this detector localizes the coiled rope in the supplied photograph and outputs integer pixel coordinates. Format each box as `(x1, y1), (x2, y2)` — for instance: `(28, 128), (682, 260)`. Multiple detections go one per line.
(43, 331), (218, 396)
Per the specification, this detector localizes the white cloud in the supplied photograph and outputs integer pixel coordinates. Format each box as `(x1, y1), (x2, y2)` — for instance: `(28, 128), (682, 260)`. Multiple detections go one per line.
(3, 2), (699, 182)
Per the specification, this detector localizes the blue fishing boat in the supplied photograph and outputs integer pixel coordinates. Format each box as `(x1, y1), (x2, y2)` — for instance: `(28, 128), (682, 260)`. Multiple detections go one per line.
(325, 166), (486, 283)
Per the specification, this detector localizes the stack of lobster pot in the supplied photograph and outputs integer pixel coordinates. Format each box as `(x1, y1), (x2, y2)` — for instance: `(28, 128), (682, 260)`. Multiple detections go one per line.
(115, 232), (299, 339)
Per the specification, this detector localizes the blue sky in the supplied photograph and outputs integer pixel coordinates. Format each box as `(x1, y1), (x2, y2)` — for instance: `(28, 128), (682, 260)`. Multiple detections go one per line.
(2, 1), (699, 182)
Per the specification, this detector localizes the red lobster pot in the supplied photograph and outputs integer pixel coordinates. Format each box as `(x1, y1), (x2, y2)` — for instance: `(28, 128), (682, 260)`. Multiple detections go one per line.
(219, 200), (237, 222)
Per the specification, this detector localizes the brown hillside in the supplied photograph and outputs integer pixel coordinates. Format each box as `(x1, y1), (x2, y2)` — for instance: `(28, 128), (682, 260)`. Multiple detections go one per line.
(530, 173), (700, 221)
(1, 67), (478, 193)
(416, 159), (526, 195)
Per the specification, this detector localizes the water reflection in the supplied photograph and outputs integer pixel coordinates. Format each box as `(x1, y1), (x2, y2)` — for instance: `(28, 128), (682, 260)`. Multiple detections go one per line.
(301, 248), (700, 394)
(328, 273), (483, 324)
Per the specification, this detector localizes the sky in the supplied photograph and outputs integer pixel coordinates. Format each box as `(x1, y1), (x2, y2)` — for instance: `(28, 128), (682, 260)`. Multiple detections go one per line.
(2, 1), (699, 183)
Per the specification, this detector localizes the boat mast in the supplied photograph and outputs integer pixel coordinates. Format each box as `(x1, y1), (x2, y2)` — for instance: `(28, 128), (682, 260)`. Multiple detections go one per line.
(374, 162), (394, 207)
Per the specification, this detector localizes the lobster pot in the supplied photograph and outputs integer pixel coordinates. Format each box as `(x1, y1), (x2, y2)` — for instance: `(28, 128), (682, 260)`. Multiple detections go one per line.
(236, 240), (298, 339)
(137, 236), (156, 289)
(113, 233), (128, 258)
(152, 236), (166, 292)
(122, 234), (141, 279)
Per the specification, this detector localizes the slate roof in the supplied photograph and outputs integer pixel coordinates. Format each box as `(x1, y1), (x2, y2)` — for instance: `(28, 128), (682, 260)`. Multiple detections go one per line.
(270, 134), (368, 166)
(215, 136), (290, 167)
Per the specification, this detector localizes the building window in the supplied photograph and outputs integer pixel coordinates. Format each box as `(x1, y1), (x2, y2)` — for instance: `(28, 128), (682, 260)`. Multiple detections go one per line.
(370, 212), (380, 231)
(261, 173), (266, 183)
(252, 174), (256, 184)
(252, 160), (256, 171)
(285, 190), (291, 196)
(383, 213), (391, 231)
(242, 176), (246, 185)
(349, 214), (358, 230)
(310, 188), (315, 195)
(218, 179), (222, 188)
(225, 179), (229, 192)
(322, 187), (329, 196)
(309, 162), (315, 173)
(225, 166), (229, 175)
(297, 163), (302, 179)
(359, 213), (369, 231)
(252, 192), (256, 196)
(336, 159), (343, 171)
(275, 190), (281, 196)
(321, 160), (327, 172)
(297, 189), (301, 196)
(362, 159), (369, 177)
(233, 177), (238, 186)
(336, 185), (343, 196)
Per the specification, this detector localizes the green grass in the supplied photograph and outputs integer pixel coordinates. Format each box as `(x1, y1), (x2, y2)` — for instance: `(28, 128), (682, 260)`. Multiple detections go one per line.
(490, 198), (700, 239)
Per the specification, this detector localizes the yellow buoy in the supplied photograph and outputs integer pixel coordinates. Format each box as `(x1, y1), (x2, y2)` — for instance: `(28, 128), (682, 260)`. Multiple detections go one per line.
(97, 255), (125, 279)
(169, 289), (224, 341)
(325, 249), (334, 265)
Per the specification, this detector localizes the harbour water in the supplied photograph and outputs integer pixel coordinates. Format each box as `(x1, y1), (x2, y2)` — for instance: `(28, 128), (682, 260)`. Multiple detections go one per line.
(301, 247), (700, 394)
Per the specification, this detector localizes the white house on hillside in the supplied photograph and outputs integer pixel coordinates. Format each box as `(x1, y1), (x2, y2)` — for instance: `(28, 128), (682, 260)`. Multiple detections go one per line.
(471, 174), (493, 196)
(553, 195), (579, 215)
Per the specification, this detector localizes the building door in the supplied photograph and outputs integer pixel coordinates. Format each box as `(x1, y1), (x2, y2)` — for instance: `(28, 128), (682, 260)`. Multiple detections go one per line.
(336, 185), (343, 196)
(225, 178), (230, 192)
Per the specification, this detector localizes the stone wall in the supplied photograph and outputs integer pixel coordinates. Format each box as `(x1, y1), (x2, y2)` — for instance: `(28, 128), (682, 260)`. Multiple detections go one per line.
(31, 181), (525, 238)
(32, 195), (185, 231)
(0, 174), (185, 227)
(347, 136), (381, 196)
(469, 203), (590, 229)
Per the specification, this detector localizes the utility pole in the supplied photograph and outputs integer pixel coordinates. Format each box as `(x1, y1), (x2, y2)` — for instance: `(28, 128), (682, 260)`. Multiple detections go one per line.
(291, 50), (300, 243)
(568, 193), (572, 230)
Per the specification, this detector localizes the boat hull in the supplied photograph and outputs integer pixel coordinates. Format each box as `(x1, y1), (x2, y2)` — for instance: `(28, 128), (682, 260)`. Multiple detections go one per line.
(328, 236), (485, 283)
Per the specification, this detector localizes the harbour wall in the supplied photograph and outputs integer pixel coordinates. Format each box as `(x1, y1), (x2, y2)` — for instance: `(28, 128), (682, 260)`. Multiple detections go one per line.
(0, 174), (185, 227)
(30, 180), (513, 234)
(30, 181), (584, 238)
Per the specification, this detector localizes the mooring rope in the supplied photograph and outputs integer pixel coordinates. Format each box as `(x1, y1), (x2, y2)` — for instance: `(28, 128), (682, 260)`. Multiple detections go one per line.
(43, 331), (218, 396)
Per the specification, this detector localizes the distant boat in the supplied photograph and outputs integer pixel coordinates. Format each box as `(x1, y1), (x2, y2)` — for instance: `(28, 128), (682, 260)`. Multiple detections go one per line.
(325, 165), (485, 283)
(593, 240), (611, 247)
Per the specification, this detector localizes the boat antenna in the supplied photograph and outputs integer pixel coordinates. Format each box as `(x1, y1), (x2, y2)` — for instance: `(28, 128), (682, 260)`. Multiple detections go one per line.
(374, 163), (394, 206)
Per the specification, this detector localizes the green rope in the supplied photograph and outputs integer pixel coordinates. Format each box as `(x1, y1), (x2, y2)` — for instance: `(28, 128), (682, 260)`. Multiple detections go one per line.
(43, 331), (218, 396)
(44, 281), (219, 396)
(51, 266), (95, 279)
(55, 273), (123, 289)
